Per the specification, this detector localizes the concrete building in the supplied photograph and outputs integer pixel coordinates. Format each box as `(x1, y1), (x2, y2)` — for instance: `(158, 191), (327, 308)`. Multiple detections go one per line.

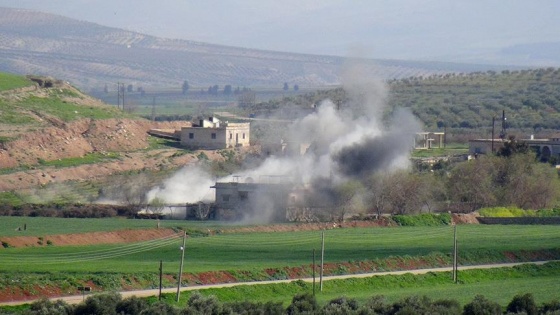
(415, 132), (445, 149)
(211, 177), (292, 221)
(180, 117), (250, 149)
(469, 137), (560, 161)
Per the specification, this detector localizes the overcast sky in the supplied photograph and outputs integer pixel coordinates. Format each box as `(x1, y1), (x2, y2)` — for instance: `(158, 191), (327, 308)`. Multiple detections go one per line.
(2, 0), (559, 65)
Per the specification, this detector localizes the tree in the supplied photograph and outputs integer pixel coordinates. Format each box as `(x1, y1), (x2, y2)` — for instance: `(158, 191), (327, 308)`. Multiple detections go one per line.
(283, 82), (289, 91)
(497, 136), (529, 157)
(223, 84), (232, 95)
(506, 293), (538, 315)
(293, 84), (299, 91)
(238, 90), (256, 108)
(127, 84), (133, 93)
(446, 157), (497, 212)
(181, 80), (190, 95)
(333, 180), (364, 222)
(148, 197), (165, 218)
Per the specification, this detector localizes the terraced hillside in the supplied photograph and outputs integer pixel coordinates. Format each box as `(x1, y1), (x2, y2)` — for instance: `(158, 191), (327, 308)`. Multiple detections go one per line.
(0, 7), (513, 91)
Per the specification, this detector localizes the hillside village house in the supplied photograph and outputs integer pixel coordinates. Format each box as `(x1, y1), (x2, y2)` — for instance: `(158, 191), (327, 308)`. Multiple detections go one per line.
(180, 117), (250, 149)
(469, 136), (560, 161)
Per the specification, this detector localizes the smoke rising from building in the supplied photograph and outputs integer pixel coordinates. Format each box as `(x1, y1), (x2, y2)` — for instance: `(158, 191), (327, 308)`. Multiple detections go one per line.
(146, 64), (421, 221)
(146, 165), (215, 204)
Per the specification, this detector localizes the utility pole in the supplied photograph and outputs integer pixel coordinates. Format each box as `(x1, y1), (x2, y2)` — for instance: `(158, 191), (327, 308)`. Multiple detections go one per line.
(491, 116), (496, 153)
(117, 82), (121, 109)
(151, 96), (156, 121)
(320, 231), (325, 292)
(159, 260), (163, 301)
(312, 249), (316, 296)
(176, 232), (186, 302)
(453, 225), (458, 283)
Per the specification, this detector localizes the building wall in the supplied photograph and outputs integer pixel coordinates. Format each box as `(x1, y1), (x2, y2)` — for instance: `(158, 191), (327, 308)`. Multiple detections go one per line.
(180, 123), (250, 150)
(213, 182), (290, 222)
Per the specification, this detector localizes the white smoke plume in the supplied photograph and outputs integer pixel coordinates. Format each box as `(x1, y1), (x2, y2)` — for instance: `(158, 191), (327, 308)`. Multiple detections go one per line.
(146, 60), (422, 220)
(146, 165), (215, 203)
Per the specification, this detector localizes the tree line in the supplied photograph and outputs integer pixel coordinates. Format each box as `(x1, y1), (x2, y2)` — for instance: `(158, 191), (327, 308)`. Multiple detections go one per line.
(9, 291), (559, 315)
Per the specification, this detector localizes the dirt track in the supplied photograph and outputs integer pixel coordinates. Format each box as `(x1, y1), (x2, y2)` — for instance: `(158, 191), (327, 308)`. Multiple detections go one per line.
(1, 261), (553, 306)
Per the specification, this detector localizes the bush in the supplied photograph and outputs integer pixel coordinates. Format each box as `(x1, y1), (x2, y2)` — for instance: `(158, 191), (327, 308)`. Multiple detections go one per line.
(73, 292), (122, 315)
(320, 296), (360, 314)
(115, 296), (148, 315)
(286, 293), (318, 315)
(506, 293), (538, 315)
(478, 207), (530, 217)
(362, 295), (391, 314)
(184, 292), (223, 315)
(392, 213), (452, 226)
(27, 298), (74, 315)
(540, 299), (560, 314)
(138, 301), (178, 315)
(224, 300), (284, 315)
(463, 294), (502, 315)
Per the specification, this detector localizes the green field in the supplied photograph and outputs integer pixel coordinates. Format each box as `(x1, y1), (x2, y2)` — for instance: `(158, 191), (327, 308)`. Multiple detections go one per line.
(0, 216), (223, 237)
(0, 73), (34, 91)
(1, 224), (559, 274)
(168, 263), (560, 307)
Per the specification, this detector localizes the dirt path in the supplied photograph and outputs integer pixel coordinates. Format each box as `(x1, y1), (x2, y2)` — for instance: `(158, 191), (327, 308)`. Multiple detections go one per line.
(1, 261), (554, 306)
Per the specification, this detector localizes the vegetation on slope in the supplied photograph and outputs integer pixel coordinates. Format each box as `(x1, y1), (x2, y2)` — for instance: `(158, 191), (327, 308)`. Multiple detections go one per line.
(250, 68), (560, 135)
(0, 73), (34, 91)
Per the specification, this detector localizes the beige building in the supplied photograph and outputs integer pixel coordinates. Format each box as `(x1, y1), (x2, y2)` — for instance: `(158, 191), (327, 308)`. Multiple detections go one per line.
(180, 117), (250, 149)
(469, 137), (560, 161)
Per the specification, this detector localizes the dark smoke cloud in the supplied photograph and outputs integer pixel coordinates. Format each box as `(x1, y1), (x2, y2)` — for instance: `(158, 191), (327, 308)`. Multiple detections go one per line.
(334, 108), (420, 178)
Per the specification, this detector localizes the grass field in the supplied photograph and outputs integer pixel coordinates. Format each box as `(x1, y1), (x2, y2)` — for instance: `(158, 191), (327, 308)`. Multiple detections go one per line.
(162, 262), (560, 307)
(1, 224), (559, 274)
(0, 217), (222, 237)
(411, 143), (468, 158)
(0, 73), (33, 91)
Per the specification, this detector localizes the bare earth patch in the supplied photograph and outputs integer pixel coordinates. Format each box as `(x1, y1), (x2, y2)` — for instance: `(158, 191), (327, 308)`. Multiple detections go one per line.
(0, 228), (179, 248)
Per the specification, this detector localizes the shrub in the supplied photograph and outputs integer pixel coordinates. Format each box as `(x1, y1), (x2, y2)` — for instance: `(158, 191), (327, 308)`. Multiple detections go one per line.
(286, 293), (318, 315)
(115, 296), (148, 315)
(478, 207), (529, 217)
(224, 300), (284, 315)
(73, 292), (122, 315)
(506, 293), (538, 315)
(540, 299), (560, 314)
(184, 292), (223, 315)
(320, 296), (360, 314)
(392, 213), (452, 226)
(27, 298), (74, 315)
(137, 301), (179, 315)
(363, 295), (391, 314)
(463, 294), (502, 315)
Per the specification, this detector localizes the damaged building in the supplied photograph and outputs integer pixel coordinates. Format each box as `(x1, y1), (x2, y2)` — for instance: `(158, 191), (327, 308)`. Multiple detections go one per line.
(211, 176), (294, 222)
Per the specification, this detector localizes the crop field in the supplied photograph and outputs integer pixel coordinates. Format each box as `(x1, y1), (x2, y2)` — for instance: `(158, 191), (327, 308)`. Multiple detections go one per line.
(0, 217), (223, 237)
(1, 224), (559, 274)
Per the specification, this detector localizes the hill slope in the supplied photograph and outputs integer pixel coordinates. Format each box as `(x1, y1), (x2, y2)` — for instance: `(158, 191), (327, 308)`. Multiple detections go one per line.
(0, 7), (517, 91)
(0, 73), (209, 196)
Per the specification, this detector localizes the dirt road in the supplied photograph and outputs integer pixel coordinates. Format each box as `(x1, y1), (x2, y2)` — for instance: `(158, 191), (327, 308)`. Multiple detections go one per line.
(1, 260), (553, 306)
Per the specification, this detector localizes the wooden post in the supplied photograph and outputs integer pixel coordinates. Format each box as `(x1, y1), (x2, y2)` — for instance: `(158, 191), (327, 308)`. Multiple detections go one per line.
(312, 249), (316, 296)
(176, 232), (186, 302)
(320, 231), (324, 292)
(159, 260), (163, 301)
